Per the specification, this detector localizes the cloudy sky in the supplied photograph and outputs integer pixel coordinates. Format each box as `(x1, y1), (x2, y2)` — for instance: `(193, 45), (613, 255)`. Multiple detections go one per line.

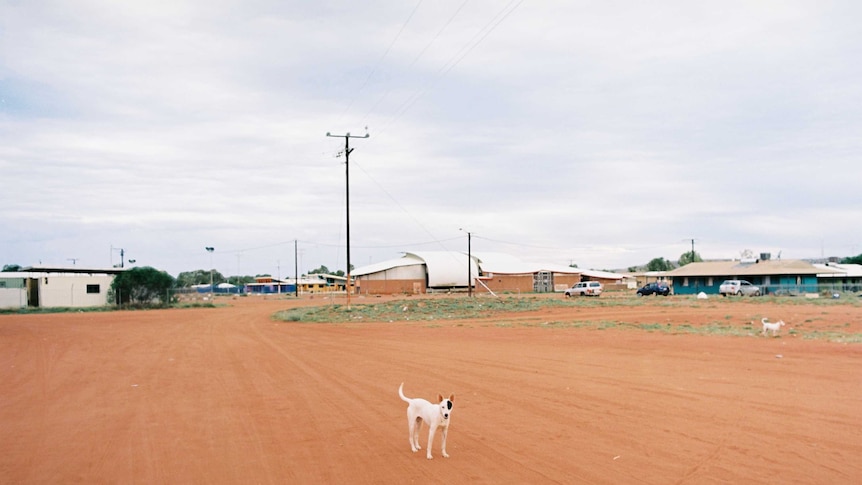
(2, 0), (860, 278)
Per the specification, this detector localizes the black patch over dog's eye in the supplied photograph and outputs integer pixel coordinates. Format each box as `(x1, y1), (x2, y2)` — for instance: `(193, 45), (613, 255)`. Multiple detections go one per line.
(446, 401), (453, 410)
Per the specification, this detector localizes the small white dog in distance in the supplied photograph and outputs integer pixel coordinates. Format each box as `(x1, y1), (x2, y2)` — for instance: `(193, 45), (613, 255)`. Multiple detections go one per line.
(761, 317), (785, 336)
(398, 383), (455, 459)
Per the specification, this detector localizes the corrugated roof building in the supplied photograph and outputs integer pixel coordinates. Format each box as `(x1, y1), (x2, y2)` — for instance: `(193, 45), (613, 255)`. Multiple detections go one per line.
(353, 251), (475, 295)
(666, 259), (839, 295)
(473, 252), (582, 294)
(352, 251), (622, 295)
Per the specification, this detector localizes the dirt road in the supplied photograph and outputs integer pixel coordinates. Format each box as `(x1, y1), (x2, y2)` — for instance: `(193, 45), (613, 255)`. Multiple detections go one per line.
(1, 296), (860, 484)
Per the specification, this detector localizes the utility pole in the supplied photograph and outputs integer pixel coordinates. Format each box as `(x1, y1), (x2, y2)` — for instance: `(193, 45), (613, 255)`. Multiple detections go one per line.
(460, 229), (473, 297)
(111, 246), (125, 268)
(205, 247), (215, 297)
(691, 238), (696, 263)
(235, 253), (241, 291)
(467, 231), (472, 297)
(326, 130), (369, 309)
(294, 239), (299, 299)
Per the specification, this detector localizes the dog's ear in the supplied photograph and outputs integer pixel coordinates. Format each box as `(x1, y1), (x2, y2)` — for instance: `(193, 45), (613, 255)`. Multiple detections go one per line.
(438, 394), (444, 403)
(449, 393), (455, 403)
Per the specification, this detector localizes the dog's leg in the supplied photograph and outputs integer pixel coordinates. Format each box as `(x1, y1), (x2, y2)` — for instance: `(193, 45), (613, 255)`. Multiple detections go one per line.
(426, 423), (437, 459)
(408, 416), (420, 453)
(440, 426), (449, 458)
(414, 418), (423, 451)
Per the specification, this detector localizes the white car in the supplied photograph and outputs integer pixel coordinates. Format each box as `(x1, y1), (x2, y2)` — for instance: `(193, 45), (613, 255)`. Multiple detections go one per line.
(719, 279), (761, 297)
(565, 281), (603, 297)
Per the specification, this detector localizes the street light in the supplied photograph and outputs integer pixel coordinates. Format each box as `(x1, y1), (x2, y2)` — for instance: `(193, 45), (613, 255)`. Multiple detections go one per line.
(205, 247), (215, 296)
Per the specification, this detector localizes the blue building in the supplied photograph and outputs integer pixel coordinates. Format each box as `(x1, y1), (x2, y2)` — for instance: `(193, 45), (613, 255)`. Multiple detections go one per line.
(666, 258), (835, 295)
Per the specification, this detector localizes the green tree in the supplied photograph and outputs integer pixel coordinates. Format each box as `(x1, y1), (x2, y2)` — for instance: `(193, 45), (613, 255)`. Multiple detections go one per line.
(110, 267), (176, 305)
(841, 253), (862, 264)
(308, 265), (351, 277)
(176, 269), (226, 287)
(678, 251), (703, 266)
(232, 275), (256, 285)
(2, 264), (22, 272)
(647, 257), (674, 271)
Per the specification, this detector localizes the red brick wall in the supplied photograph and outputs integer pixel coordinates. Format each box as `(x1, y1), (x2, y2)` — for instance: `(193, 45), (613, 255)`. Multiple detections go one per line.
(356, 279), (426, 295)
(476, 274), (533, 294)
(476, 273), (584, 294)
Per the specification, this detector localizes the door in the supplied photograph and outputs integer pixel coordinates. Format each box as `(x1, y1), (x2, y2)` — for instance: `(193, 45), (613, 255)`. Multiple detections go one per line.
(533, 271), (553, 293)
(27, 278), (39, 307)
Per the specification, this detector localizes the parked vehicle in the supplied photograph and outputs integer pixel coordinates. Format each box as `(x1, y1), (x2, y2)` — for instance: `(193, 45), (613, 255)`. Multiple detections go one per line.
(719, 279), (761, 297)
(636, 282), (670, 297)
(565, 281), (603, 297)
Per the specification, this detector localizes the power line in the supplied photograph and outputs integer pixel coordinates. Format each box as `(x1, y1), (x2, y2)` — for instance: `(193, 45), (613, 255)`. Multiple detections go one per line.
(352, 160), (458, 253)
(375, 0), (525, 136)
(337, 0), (425, 123)
(360, 0), (471, 126)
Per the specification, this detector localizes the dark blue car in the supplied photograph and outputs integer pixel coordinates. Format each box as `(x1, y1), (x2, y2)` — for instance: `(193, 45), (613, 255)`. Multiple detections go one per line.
(636, 282), (670, 296)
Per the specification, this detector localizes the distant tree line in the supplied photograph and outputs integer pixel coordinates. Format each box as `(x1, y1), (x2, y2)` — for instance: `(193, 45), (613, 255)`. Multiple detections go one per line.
(307, 265), (349, 277)
(627, 251), (703, 272)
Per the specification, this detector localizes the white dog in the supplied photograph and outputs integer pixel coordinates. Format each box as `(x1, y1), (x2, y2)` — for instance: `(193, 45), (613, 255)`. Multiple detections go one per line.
(761, 317), (785, 336)
(398, 383), (455, 459)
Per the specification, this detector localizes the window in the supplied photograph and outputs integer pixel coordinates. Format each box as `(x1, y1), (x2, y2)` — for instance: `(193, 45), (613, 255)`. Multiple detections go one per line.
(86, 284), (100, 294)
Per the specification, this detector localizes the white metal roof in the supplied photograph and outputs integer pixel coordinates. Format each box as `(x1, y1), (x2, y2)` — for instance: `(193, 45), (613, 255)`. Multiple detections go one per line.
(473, 252), (581, 275)
(814, 263), (862, 278)
(351, 251), (478, 287)
(351, 253), (426, 277)
(580, 269), (626, 281)
(405, 251), (477, 287)
(350, 251), (627, 287)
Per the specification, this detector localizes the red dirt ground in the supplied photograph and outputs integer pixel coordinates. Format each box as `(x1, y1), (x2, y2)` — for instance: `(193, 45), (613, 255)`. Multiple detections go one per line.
(1, 295), (860, 484)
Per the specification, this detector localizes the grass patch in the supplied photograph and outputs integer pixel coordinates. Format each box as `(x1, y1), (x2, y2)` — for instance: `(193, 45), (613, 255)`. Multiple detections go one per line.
(273, 296), (600, 323)
(269, 295), (862, 343)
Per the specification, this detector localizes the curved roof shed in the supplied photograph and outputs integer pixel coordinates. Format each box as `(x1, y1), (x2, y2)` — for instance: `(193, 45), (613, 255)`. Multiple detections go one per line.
(405, 251), (478, 288)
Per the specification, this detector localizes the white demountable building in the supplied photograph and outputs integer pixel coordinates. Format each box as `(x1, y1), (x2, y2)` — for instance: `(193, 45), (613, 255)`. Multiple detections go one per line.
(0, 266), (123, 309)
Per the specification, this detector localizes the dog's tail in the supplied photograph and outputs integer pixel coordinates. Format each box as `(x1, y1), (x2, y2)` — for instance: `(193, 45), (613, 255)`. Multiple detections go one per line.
(398, 382), (410, 403)
(761, 317), (769, 324)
